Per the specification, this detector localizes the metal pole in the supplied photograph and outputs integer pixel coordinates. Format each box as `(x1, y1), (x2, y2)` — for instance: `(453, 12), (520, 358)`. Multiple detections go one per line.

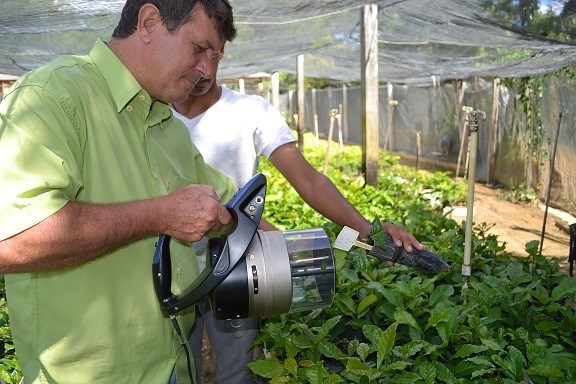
(539, 108), (564, 256)
(461, 106), (486, 294)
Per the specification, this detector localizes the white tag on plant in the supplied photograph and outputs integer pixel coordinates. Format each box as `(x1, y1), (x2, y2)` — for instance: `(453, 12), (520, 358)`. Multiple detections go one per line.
(333, 226), (373, 251)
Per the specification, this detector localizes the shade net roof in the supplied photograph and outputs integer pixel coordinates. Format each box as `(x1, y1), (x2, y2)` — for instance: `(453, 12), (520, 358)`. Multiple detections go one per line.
(1, 0), (575, 85)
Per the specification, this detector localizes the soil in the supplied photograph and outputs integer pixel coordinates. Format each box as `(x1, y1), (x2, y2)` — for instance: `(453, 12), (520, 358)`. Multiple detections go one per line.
(199, 329), (217, 384)
(198, 182), (575, 383)
(458, 183), (573, 269)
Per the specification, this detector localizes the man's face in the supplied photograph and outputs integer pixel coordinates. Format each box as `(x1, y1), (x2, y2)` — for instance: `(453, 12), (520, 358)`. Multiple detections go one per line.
(142, 4), (225, 103)
(188, 53), (222, 97)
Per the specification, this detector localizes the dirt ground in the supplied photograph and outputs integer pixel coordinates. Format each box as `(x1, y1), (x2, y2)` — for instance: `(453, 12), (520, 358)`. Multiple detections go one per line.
(198, 182), (575, 383)
(459, 183), (573, 268)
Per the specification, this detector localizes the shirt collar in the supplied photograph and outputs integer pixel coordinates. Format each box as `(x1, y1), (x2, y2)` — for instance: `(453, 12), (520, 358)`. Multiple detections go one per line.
(90, 38), (145, 113)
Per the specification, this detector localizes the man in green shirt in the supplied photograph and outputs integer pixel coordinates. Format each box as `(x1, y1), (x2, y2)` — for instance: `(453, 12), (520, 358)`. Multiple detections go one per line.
(0, 0), (237, 382)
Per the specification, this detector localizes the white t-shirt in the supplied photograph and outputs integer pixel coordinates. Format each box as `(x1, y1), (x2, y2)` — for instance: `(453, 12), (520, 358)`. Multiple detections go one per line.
(173, 86), (296, 268)
(173, 86), (296, 190)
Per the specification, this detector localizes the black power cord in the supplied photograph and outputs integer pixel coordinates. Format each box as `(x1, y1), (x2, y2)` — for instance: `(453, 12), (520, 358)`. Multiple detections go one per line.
(569, 223), (576, 277)
(170, 315), (195, 384)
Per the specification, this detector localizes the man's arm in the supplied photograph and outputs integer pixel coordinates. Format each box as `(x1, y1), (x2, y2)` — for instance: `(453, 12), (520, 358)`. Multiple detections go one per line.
(258, 218), (277, 231)
(0, 184), (232, 273)
(268, 142), (425, 251)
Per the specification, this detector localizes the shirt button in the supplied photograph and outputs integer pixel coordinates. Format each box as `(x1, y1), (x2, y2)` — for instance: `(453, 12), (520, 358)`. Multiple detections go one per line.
(139, 95), (145, 101)
(126, 105), (133, 112)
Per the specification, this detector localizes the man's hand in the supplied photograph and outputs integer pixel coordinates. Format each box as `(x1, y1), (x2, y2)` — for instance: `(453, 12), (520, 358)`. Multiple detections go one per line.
(160, 184), (233, 242)
(380, 221), (427, 253)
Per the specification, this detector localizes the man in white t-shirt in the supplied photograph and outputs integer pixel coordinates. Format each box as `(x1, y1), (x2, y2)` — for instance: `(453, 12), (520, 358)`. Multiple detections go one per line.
(171, 53), (426, 382)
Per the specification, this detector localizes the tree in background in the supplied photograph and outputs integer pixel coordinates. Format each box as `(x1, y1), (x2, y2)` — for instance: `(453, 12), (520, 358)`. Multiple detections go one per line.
(484, 0), (576, 41)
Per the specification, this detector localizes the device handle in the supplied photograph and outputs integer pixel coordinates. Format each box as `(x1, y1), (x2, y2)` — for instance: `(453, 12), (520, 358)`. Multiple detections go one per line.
(153, 173), (267, 317)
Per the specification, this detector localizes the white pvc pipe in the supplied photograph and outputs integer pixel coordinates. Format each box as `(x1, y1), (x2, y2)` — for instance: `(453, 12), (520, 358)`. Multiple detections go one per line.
(462, 129), (477, 280)
(461, 108), (485, 290)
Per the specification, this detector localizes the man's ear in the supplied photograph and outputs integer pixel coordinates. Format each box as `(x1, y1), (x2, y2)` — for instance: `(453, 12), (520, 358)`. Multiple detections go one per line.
(137, 3), (162, 43)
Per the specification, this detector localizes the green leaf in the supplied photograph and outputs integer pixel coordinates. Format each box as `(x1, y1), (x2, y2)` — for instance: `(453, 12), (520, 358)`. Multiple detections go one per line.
(508, 346), (525, 380)
(345, 357), (371, 377)
(315, 315), (342, 342)
(394, 372), (424, 383)
(535, 319), (561, 332)
(428, 284), (454, 307)
(396, 340), (426, 360)
(393, 309), (422, 332)
(292, 334), (314, 349)
(480, 338), (503, 351)
(383, 360), (411, 371)
(491, 346), (525, 381)
(551, 278), (576, 302)
(357, 294), (379, 315)
(418, 361), (436, 384)
(453, 344), (490, 358)
(335, 294), (356, 316)
(526, 365), (565, 378)
(470, 367), (495, 378)
(377, 322), (397, 369)
(525, 240), (540, 255)
(362, 324), (381, 346)
(466, 356), (494, 367)
(382, 289), (404, 309)
(305, 363), (327, 384)
(525, 342), (548, 364)
(317, 340), (345, 359)
(324, 374), (343, 384)
(283, 357), (298, 377)
(435, 322), (451, 344)
(425, 310), (451, 330)
(356, 343), (371, 362)
(248, 358), (286, 378)
(269, 378), (291, 384)
(299, 360), (315, 367)
(435, 361), (460, 384)
(347, 339), (359, 356)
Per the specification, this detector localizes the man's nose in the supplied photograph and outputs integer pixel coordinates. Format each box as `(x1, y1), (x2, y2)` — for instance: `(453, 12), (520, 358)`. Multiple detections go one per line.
(196, 55), (214, 78)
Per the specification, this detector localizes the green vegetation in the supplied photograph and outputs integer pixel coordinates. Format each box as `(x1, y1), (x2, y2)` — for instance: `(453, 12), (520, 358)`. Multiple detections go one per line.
(0, 134), (573, 383)
(249, 133), (576, 383)
(484, 0), (576, 43)
(497, 184), (539, 204)
(0, 277), (21, 384)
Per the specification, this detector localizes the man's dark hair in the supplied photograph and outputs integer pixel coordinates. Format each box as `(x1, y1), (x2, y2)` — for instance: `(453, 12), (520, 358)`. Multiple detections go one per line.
(112, 0), (237, 42)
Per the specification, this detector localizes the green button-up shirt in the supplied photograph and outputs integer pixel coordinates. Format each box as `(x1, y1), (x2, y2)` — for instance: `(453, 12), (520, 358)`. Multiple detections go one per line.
(0, 39), (235, 383)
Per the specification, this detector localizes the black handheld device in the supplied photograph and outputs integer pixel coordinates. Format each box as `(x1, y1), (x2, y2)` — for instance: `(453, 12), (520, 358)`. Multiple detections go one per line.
(152, 173), (266, 317)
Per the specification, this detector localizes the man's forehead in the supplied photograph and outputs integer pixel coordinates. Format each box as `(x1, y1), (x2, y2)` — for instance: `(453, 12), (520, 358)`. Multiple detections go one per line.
(183, 9), (223, 48)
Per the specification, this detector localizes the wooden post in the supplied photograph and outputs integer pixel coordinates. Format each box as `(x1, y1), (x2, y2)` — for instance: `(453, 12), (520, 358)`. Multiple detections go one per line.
(342, 84), (348, 142)
(361, 4), (379, 186)
(384, 98), (398, 151)
(297, 54), (305, 151)
(312, 88), (319, 145)
(323, 109), (338, 175)
(288, 89), (295, 130)
(338, 103), (344, 151)
(271, 72), (280, 110)
(416, 131), (421, 170)
(487, 77), (500, 185)
(383, 83), (395, 150)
